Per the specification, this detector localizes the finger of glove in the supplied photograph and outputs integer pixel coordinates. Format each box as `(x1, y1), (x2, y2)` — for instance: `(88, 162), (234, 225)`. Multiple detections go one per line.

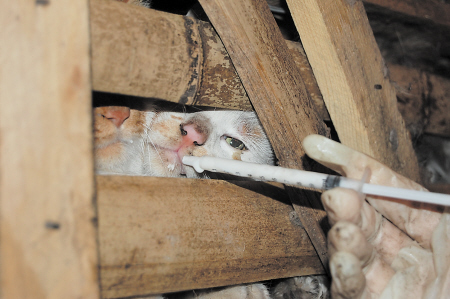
(322, 188), (415, 264)
(330, 252), (367, 299)
(303, 134), (441, 249)
(328, 221), (373, 264)
(329, 221), (395, 296)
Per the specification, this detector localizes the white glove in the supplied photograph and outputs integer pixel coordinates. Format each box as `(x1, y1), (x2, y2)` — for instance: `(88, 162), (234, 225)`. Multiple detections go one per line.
(303, 135), (450, 299)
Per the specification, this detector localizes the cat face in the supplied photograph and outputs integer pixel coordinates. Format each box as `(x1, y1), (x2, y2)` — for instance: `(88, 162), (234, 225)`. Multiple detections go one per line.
(94, 106), (274, 178)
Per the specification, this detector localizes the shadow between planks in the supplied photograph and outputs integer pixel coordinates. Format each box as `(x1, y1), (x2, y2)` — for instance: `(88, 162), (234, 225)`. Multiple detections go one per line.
(97, 175), (325, 298)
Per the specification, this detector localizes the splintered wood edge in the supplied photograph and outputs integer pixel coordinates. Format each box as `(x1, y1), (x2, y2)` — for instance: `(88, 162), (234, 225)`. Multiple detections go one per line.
(97, 176), (325, 298)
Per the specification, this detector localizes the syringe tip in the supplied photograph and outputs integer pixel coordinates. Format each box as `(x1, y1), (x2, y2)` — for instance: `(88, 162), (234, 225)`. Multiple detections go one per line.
(182, 156), (205, 173)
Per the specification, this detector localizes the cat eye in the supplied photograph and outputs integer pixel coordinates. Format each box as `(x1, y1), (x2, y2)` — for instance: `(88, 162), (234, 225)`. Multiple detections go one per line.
(224, 136), (247, 150)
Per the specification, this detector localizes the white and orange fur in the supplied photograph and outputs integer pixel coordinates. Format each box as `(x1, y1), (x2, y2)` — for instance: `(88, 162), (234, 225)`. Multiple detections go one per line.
(95, 106), (274, 177)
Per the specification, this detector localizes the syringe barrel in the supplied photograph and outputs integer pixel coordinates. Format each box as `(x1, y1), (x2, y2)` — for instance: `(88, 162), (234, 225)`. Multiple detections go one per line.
(336, 177), (364, 191)
(186, 156), (330, 189)
(183, 156), (450, 206)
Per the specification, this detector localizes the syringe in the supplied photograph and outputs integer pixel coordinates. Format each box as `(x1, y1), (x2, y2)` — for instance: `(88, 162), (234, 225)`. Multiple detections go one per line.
(182, 156), (450, 206)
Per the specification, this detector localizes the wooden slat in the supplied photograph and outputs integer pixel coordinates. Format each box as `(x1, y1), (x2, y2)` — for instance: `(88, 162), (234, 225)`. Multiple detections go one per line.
(97, 176), (324, 298)
(91, 0), (449, 140)
(90, 0), (203, 107)
(90, 0), (329, 119)
(0, 0), (99, 298)
(197, 0), (330, 271)
(286, 0), (421, 182)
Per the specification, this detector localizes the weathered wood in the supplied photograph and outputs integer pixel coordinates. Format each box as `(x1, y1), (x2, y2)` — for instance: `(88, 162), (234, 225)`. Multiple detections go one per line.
(194, 21), (252, 110)
(391, 64), (450, 138)
(90, 0), (253, 110)
(197, 0), (330, 271)
(286, 0), (421, 182)
(286, 41), (330, 121)
(97, 176), (324, 298)
(90, 0), (329, 119)
(90, 0), (202, 107)
(364, 0), (450, 27)
(92, 0), (450, 134)
(0, 0), (99, 298)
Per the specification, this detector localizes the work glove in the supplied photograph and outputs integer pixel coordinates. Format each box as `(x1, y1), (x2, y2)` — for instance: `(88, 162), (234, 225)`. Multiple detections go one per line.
(303, 134), (450, 299)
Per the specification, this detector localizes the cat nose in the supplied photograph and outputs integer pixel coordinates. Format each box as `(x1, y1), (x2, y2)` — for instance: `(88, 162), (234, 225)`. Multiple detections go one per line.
(180, 123), (207, 147)
(101, 106), (130, 128)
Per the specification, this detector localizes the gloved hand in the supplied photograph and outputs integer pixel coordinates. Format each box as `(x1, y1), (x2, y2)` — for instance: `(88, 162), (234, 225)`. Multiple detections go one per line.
(303, 134), (449, 299)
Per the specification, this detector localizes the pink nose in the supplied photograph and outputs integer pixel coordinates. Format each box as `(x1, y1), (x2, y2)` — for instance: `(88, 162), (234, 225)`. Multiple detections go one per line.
(101, 106), (130, 128)
(180, 124), (207, 147)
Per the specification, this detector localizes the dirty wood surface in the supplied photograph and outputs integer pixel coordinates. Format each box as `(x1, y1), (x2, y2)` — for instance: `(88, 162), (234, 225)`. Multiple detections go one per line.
(197, 0), (331, 271)
(91, 0), (447, 138)
(90, 0), (329, 118)
(287, 0), (421, 182)
(90, 0), (203, 107)
(0, 0), (99, 298)
(97, 176), (324, 298)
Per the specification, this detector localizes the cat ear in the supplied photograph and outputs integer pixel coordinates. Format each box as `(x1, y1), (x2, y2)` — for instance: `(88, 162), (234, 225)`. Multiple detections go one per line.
(96, 106), (130, 128)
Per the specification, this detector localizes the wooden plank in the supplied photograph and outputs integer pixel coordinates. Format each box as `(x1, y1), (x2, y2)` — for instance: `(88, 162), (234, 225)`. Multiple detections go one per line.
(0, 0), (99, 298)
(197, 0), (330, 272)
(364, 0), (450, 27)
(286, 41), (330, 121)
(286, 0), (421, 182)
(97, 176), (324, 298)
(90, 0), (204, 107)
(91, 0), (449, 137)
(90, 0), (330, 119)
(91, 0), (449, 139)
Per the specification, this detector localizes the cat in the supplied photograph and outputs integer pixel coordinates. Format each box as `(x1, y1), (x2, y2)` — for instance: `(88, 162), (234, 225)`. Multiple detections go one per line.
(94, 104), (329, 299)
(94, 105), (274, 177)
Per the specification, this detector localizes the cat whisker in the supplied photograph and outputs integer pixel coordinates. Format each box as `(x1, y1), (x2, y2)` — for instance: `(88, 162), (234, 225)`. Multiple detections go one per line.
(142, 125), (165, 165)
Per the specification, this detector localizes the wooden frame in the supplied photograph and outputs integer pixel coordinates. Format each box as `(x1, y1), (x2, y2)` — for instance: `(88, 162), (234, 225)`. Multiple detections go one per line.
(0, 0), (99, 298)
(3, 0), (442, 297)
(98, 177), (324, 297)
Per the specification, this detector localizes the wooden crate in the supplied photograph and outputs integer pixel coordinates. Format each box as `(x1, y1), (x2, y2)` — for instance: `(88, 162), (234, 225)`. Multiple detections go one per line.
(3, 0), (444, 297)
